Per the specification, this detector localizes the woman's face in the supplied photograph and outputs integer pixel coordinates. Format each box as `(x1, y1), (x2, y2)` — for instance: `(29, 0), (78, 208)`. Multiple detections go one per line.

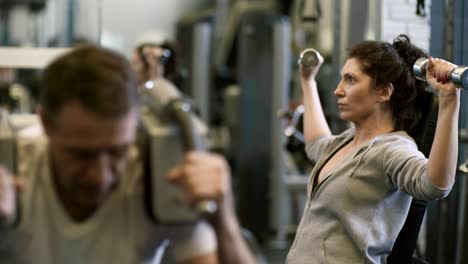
(334, 58), (380, 123)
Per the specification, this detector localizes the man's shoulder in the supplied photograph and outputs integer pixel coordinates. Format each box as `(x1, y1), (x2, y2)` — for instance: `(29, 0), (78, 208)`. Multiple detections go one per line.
(17, 140), (47, 178)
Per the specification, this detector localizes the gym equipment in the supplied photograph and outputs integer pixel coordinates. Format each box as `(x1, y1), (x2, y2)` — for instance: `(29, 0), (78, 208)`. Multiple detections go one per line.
(297, 48), (323, 75)
(140, 79), (217, 222)
(460, 161), (468, 175)
(0, 108), (15, 173)
(427, 1), (468, 263)
(413, 58), (468, 89)
(284, 105), (305, 143)
(387, 89), (438, 263)
(0, 80), (216, 224)
(174, 21), (212, 123)
(0, 0), (46, 12)
(233, 11), (291, 245)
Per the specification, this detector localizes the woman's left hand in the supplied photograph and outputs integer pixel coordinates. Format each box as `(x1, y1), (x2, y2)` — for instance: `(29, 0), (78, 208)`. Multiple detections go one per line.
(426, 57), (459, 100)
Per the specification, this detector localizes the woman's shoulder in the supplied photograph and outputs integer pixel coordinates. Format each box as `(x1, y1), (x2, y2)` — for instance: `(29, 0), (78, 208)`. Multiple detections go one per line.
(375, 130), (417, 146)
(372, 130), (422, 158)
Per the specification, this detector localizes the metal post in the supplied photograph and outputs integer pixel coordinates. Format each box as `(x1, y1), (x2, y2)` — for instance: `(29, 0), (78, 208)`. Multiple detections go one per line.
(0, 9), (10, 45)
(69, 0), (75, 43)
(453, 0), (468, 263)
(63, 0), (75, 46)
(191, 22), (212, 123)
(345, 0), (368, 49)
(97, 0), (102, 45)
(429, 0), (446, 58)
(332, 0), (341, 75)
(426, 3), (447, 263)
(428, 1), (468, 263)
(269, 17), (291, 249)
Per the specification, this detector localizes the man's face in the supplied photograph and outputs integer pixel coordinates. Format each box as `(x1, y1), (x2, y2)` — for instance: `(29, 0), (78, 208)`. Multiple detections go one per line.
(41, 101), (138, 215)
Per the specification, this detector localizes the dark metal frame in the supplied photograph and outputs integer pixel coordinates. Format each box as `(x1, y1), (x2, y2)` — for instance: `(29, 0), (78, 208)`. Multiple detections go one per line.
(426, 0), (468, 263)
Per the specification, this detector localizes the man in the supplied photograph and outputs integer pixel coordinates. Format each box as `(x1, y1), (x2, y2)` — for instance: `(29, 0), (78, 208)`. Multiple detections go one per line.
(0, 45), (254, 263)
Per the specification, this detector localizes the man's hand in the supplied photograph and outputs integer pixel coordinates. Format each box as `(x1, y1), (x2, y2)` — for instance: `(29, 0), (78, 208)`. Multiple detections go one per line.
(0, 165), (24, 227)
(167, 153), (256, 264)
(167, 152), (231, 207)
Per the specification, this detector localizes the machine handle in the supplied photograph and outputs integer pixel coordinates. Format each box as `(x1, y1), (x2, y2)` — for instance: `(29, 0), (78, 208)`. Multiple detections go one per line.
(460, 161), (468, 175)
(165, 98), (218, 216)
(283, 105), (305, 143)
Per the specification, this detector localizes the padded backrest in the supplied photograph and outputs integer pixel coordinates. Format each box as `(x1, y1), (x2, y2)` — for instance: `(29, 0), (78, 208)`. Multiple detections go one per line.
(410, 91), (439, 158)
(387, 91), (438, 263)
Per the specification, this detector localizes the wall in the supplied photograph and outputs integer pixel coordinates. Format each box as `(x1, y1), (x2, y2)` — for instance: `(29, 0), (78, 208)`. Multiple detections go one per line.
(7, 0), (212, 56)
(380, 0), (431, 51)
(74, 0), (212, 55)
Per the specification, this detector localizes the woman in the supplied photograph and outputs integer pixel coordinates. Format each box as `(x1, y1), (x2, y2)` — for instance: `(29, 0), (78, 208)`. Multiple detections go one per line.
(286, 35), (461, 263)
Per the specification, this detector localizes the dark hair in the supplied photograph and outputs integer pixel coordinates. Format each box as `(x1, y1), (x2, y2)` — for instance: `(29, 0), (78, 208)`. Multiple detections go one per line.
(347, 34), (428, 132)
(40, 45), (139, 123)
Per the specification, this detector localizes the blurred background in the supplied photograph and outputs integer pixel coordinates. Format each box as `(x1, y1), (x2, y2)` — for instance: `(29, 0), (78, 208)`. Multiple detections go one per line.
(0, 0), (467, 263)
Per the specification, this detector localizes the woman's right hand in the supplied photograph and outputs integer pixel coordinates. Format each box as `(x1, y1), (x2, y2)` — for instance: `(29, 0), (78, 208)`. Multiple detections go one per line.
(298, 49), (324, 81)
(0, 165), (23, 227)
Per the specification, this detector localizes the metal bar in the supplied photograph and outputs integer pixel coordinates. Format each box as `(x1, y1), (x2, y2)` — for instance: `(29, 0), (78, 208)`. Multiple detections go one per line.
(191, 22), (212, 123)
(284, 175), (308, 192)
(445, 0), (455, 60)
(426, 2), (447, 263)
(0, 8), (10, 45)
(0, 47), (70, 68)
(454, 0), (468, 262)
(64, 0), (75, 46)
(97, 0), (102, 45)
(346, 0), (368, 49)
(429, 0), (446, 58)
(332, 0), (341, 73)
(269, 16), (291, 249)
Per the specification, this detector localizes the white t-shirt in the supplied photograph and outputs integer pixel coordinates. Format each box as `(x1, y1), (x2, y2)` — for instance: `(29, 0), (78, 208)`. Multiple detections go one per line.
(0, 138), (217, 264)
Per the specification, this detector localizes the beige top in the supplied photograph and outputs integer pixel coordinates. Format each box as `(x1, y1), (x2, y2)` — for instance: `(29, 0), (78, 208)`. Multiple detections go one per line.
(0, 129), (216, 264)
(287, 128), (450, 264)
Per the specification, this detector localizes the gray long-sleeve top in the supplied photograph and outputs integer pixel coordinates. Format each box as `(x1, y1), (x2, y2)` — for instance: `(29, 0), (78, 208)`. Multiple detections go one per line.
(286, 128), (451, 264)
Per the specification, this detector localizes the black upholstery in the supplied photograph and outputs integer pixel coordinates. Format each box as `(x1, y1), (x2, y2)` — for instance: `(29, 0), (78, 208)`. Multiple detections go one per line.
(387, 91), (438, 263)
